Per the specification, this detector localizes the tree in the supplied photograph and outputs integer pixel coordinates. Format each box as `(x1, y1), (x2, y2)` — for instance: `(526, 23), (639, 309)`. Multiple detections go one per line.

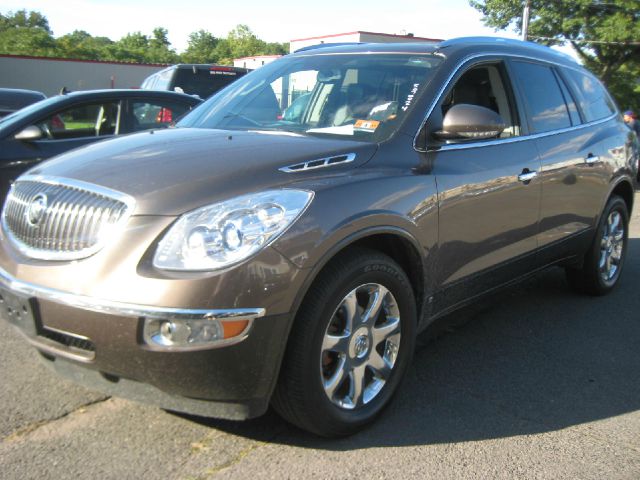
(0, 10), (288, 71)
(57, 30), (113, 60)
(214, 25), (287, 65)
(0, 9), (56, 56)
(106, 32), (150, 62)
(183, 29), (220, 63)
(264, 42), (288, 56)
(227, 24), (264, 58)
(148, 27), (179, 63)
(104, 29), (178, 63)
(470, 0), (640, 109)
(0, 9), (51, 32)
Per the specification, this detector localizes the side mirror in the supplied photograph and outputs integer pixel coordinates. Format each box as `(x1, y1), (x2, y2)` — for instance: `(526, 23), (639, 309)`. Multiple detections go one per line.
(14, 125), (43, 141)
(434, 104), (506, 141)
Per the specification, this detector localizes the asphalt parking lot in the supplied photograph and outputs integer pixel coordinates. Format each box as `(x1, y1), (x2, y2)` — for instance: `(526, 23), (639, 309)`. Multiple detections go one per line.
(1, 192), (639, 480)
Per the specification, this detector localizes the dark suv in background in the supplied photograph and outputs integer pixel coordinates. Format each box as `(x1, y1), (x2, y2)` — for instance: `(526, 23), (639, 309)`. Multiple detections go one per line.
(0, 38), (637, 437)
(0, 88), (46, 118)
(141, 64), (250, 99)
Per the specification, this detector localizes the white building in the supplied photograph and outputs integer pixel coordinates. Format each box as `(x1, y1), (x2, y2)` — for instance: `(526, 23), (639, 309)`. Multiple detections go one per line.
(0, 54), (166, 96)
(289, 31), (442, 53)
(233, 55), (282, 70)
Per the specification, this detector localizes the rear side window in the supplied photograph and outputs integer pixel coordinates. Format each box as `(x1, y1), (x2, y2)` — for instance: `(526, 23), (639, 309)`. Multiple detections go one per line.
(557, 75), (581, 125)
(130, 100), (193, 131)
(563, 69), (616, 122)
(510, 61), (571, 133)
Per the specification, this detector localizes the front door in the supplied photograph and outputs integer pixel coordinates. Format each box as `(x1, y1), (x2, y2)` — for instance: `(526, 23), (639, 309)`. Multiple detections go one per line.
(0, 101), (121, 204)
(423, 60), (542, 312)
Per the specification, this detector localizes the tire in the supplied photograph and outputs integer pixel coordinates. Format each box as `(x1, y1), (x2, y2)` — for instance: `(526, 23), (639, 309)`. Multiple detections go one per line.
(272, 248), (417, 437)
(566, 195), (629, 296)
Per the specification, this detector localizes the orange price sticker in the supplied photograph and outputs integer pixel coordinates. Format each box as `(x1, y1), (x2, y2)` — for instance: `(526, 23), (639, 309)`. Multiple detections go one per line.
(354, 119), (380, 132)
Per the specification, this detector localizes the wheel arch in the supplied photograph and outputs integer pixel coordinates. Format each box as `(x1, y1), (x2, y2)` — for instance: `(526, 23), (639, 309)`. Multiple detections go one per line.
(608, 178), (635, 217)
(288, 227), (427, 331)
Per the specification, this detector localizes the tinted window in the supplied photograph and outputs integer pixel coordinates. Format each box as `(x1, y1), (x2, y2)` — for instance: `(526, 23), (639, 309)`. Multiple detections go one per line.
(37, 102), (120, 139)
(439, 62), (521, 139)
(511, 61), (571, 133)
(130, 100), (193, 131)
(557, 74), (581, 125)
(563, 69), (615, 122)
(174, 67), (247, 98)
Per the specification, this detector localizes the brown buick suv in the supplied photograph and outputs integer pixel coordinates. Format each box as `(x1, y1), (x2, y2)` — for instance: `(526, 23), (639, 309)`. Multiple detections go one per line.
(0, 38), (637, 437)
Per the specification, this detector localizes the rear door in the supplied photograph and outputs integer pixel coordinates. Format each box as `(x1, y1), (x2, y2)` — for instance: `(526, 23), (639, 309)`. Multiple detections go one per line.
(508, 60), (618, 263)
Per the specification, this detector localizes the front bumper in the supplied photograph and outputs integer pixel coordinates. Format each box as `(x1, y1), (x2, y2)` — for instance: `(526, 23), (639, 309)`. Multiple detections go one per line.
(0, 266), (291, 419)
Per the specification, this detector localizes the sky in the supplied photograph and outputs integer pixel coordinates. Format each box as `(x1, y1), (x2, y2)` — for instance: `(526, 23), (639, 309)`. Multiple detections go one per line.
(3, 0), (525, 51)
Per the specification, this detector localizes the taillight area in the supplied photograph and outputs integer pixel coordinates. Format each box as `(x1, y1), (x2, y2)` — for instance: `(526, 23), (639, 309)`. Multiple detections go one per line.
(156, 108), (173, 124)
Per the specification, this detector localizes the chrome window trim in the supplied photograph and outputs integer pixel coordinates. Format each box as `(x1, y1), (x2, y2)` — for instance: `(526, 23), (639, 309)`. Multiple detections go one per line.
(427, 114), (617, 152)
(0, 266), (266, 322)
(413, 52), (614, 153)
(1, 175), (136, 261)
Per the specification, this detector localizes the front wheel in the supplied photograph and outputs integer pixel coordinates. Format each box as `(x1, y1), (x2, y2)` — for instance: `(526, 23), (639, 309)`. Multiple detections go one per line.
(566, 195), (629, 295)
(272, 248), (417, 437)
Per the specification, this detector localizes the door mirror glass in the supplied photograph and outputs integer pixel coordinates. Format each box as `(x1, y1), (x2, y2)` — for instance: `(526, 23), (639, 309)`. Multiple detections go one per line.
(434, 103), (506, 140)
(14, 125), (43, 141)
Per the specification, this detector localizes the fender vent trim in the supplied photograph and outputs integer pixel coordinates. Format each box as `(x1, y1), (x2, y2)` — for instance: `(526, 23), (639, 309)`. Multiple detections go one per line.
(279, 153), (356, 173)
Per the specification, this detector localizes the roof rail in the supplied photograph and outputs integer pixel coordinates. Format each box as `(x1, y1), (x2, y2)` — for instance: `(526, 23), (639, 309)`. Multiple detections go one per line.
(294, 42), (365, 53)
(439, 36), (578, 63)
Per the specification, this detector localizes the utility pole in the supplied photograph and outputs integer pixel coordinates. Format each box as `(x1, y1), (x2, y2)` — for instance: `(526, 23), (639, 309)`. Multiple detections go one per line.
(522, 0), (531, 41)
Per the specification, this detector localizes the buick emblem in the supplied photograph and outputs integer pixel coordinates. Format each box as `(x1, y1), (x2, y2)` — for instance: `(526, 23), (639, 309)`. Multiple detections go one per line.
(26, 193), (48, 226)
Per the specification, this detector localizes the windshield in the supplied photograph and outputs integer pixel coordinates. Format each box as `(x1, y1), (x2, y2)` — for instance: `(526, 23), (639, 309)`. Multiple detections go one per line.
(178, 53), (443, 142)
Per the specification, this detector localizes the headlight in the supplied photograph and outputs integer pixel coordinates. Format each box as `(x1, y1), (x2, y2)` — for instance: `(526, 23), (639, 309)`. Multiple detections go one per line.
(153, 189), (314, 271)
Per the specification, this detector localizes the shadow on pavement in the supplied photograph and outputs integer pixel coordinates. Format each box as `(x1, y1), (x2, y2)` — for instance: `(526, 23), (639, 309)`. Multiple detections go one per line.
(176, 238), (640, 450)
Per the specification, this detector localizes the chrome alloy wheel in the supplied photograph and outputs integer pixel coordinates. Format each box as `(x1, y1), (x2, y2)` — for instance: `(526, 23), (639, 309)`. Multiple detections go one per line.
(599, 210), (625, 282)
(320, 283), (401, 410)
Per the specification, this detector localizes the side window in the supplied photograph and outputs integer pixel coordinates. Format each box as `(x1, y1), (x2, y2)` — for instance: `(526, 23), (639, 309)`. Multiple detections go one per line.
(556, 73), (581, 125)
(271, 70), (318, 123)
(130, 100), (192, 131)
(37, 102), (120, 139)
(563, 69), (615, 122)
(510, 61), (571, 133)
(437, 62), (520, 139)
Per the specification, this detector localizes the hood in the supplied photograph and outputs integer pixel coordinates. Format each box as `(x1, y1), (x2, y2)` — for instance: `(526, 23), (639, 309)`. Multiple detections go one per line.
(27, 128), (377, 215)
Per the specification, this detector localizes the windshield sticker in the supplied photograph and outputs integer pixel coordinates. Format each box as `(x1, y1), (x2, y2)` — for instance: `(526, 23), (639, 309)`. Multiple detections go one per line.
(354, 119), (380, 132)
(306, 125), (355, 135)
(401, 83), (420, 112)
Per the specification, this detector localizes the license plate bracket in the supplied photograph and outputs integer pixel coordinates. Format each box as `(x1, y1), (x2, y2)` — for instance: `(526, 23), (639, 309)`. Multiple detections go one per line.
(0, 286), (38, 337)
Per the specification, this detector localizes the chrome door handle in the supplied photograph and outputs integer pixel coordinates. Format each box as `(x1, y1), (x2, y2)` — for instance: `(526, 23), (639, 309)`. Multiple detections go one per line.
(585, 154), (600, 164)
(518, 170), (538, 183)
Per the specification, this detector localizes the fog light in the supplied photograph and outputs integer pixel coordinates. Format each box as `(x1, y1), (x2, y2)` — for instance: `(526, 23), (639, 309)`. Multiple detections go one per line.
(143, 317), (250, 350)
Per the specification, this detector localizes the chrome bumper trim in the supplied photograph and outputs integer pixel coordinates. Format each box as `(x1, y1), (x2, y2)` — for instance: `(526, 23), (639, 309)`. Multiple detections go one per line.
(0, 266), (266, 322)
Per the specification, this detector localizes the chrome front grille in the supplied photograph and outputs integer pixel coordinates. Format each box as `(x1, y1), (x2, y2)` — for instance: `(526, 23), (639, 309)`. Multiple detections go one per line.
(2, 176), (135, 260)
